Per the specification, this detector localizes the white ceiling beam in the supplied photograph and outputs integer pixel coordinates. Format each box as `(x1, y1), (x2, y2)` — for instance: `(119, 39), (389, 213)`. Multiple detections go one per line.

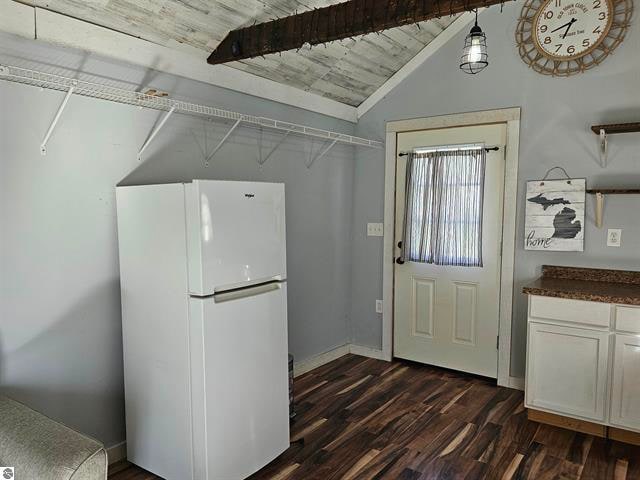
(0, 1), (357, 123)
(0, 0), (34, 38)
(356, 12), (476, 119)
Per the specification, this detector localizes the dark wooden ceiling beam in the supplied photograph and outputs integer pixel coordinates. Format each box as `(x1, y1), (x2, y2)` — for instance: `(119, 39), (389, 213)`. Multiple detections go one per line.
(208, 0), (507, 65)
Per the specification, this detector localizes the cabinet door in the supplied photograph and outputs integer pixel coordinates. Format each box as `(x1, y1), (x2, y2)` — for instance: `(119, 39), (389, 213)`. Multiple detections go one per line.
(526, 322), (610, 421)
(610, 334), (640, 431)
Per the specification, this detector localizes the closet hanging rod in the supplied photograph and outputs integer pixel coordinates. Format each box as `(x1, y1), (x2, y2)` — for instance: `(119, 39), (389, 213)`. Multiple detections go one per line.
(398, 146), (500, 156)
(0, 64), (383, 150)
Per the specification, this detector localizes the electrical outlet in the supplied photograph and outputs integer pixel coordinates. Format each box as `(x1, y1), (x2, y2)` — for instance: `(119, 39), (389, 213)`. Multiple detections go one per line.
(607, 228), (622, 247)
(375, 299), (383, 314)
(367, 223), (384, 237)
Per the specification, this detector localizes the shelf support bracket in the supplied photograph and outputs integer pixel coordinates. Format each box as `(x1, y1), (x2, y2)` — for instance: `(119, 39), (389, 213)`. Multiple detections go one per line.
(138, 106), (176, 160)
(206, 119), (242, 166)
(306, 138), (338, 169)
(41, 84), (76, 155)
(259, 131), (291, 166)
(599, 128), (608, 168)
(595, 192), (604, 228)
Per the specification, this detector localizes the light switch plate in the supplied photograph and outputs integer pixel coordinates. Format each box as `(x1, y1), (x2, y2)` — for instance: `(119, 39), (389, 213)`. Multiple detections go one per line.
(607, 229), (622, 247)
(375, 299), (383, 314)
(367, 223), (383, 237)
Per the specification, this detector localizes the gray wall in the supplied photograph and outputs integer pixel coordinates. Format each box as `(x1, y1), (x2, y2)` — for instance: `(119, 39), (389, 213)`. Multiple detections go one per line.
(351, 5), (640, 377)
(3, 4), (639, 451)
(0, 34), (355, 447)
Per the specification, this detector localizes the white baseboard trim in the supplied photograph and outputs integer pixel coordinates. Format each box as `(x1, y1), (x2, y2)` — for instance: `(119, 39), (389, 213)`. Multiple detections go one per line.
(292, 343), (391, 378)
(293, 344), (350, 377)
(348, 344), (387, 360)
(106, 441), (127, 465)
(293, 344), (526, 393)
(508, 376), (525, 391)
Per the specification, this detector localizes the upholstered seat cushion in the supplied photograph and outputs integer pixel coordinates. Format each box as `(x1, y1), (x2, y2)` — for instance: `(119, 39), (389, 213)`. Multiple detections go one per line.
(0, 395), (107, 480)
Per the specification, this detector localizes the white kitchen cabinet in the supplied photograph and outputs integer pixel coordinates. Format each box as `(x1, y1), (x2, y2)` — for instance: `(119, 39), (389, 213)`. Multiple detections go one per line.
(526, 294), (640, 436)
(526, 322), (610, 422)
(610, 334), (640, 430)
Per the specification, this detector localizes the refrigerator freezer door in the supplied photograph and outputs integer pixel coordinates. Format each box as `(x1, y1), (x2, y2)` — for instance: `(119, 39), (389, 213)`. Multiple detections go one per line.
(187, 180), (286, 295)
(189, 283), (290, 480)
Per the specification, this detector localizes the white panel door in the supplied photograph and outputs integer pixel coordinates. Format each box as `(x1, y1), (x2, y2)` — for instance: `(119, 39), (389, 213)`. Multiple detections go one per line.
(525, 322), (610, 422)
(610, 334), (640, 431)
(393, 124), (506, 378)
(189, 283), (290, 480)
(187, 180), (286, 295)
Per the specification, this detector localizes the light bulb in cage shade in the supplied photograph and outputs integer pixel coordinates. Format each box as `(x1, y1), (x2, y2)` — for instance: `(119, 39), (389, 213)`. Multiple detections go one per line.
(468, 36), (483, 63)
(460, 11), (488, 75)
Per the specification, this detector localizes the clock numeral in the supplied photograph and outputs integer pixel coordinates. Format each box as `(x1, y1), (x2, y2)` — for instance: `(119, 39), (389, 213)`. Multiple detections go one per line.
(544, 36), (552, 44)
(598, 11), (606, 19)
(594, 25), (602, 34)
(567, 45), (576, 54)
(555, 0), (561, 6)
(555, 44), (563, 52)
(540, 24), (548, 32)
(583, 38), (591, 47)
(593, 0), (601, 7)
(544, 10), (554, 19)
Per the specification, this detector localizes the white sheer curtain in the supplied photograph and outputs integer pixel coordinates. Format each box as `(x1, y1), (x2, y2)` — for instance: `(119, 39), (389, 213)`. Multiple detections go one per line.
(400, 148), (486, 267)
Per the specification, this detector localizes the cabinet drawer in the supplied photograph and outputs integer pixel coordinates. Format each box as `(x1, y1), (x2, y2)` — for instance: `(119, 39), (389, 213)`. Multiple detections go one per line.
(529, 295), (611, 328)
(615, 306), (640, 334)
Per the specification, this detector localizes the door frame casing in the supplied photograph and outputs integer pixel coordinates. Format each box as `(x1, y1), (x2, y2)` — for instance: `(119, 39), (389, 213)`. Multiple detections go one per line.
(381, 107), (522, 389)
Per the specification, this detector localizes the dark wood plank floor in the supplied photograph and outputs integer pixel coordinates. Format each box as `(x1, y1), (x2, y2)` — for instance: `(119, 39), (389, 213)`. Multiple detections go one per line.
(109, 354), (640, 479)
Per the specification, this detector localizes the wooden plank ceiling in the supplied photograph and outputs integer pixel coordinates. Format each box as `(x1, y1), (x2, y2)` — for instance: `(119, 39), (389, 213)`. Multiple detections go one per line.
(24, 0), (458, 106)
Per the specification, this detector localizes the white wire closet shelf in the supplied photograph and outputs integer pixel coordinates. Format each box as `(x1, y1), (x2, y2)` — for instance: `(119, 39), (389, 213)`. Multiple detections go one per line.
(0, 63), (383, 157)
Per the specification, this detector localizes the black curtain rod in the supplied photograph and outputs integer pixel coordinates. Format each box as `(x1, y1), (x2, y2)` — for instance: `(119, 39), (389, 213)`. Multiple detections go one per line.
(398, 146), (499, 157)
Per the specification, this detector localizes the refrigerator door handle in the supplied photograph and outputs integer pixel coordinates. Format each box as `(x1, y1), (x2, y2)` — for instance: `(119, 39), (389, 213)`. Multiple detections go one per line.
(213, 281), (282, 303)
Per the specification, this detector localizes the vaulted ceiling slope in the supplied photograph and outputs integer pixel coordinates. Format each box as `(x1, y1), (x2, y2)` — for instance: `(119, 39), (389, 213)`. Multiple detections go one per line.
(24, 0), (458, 106)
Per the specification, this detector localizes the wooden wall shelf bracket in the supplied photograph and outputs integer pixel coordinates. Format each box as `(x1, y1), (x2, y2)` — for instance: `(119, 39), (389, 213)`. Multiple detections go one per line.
(591, 123), (640, 168)
(598, 128), (608, 168)
(586, 189), (640, 228)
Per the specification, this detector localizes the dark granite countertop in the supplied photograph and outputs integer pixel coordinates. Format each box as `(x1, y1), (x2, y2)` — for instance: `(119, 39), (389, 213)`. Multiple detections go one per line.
(522, 265), (640, 305)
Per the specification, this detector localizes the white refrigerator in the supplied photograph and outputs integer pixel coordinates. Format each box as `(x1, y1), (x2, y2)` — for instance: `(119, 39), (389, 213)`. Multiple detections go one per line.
(116, 180), (290, 480)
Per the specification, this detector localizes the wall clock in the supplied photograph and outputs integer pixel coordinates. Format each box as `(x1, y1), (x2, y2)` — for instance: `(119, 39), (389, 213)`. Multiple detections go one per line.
(516, 0), (633, 75)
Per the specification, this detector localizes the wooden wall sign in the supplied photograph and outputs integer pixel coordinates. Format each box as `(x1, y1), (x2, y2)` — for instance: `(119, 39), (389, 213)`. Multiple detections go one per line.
(525, 178), (585, 251)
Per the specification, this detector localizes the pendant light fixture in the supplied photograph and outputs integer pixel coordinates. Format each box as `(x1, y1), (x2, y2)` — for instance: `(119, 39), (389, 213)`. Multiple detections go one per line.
(460, 10), (489, 74)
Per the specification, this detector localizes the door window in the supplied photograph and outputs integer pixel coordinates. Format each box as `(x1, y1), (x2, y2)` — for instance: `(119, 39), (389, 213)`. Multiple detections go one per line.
(400, 147), (486, 267)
